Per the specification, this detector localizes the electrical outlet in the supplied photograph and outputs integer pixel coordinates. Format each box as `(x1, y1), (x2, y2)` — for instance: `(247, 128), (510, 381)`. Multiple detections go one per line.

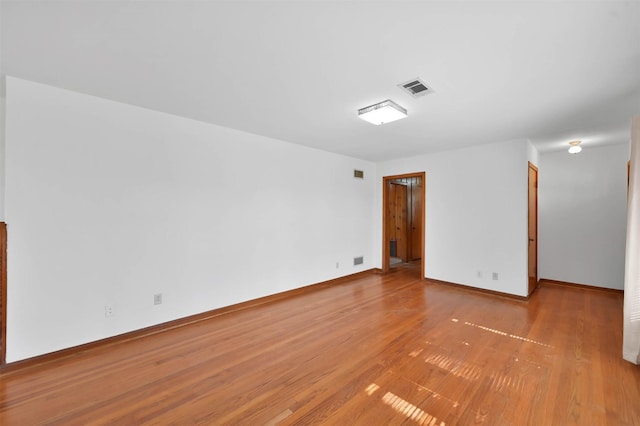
(154, 293), (163, 305)
(105, 305), (115, 317)
(336, 262), (339, 269)
(492, 272), (499, 280)
(477, 270), (483, 278)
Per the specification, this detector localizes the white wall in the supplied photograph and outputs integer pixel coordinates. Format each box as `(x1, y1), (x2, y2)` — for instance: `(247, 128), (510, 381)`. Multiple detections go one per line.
(0, 82), (5, 220)
(4, 77), (375, 362)
(1, 3), (5, 220)
(527, 139), (539, 168)
(539, 143), (629, 289)
(376, 140), (530, 297)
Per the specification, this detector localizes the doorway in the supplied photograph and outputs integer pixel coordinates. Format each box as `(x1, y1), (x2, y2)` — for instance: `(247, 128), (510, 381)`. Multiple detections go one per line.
(528, 162), (538, 295)
(382, 172), (425, 278)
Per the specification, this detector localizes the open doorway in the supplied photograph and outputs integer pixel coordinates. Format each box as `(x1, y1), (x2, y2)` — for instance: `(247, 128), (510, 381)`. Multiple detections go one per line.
(382, 172), (425, 278)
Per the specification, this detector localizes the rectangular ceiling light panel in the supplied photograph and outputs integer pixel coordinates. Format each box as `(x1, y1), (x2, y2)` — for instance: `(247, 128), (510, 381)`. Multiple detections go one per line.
(358, 99), (407, 125)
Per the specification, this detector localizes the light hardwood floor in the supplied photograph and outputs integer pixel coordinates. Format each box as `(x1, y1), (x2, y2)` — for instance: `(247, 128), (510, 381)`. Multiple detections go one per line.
(1, 264), (639, 425)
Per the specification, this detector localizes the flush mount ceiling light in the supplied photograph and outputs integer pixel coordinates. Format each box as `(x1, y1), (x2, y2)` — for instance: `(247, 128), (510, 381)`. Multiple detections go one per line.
(358, 99), (407, 125)
(568, 140), (582, 154)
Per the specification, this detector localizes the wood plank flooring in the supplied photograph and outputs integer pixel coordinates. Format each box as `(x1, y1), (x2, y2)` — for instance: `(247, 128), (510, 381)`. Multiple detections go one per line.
(1, 264), (639, 425)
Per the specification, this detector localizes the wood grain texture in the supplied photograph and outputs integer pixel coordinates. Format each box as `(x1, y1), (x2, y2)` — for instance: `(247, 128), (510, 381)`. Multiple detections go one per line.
(528, 162), (538, 296)
(393, 182), (408, 262)
(409, 178), (423, 261)
(382, 172), (425, 277)
(1, 263), (638, 425)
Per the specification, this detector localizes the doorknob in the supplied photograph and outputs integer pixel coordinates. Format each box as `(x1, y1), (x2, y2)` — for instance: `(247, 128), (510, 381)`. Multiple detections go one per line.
(529, 238), (534, 242)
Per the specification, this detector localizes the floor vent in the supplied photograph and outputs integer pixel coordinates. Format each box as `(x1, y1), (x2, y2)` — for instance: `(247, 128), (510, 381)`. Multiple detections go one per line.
(354, 256), (364, 266)
(399, 78), (433, 98)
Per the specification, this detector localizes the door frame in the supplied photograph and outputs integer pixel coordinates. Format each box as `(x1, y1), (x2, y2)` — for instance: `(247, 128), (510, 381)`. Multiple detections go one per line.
(1, 222), (6, 365)
(382, 172), (425, 278)
(528, 162), (538, 295)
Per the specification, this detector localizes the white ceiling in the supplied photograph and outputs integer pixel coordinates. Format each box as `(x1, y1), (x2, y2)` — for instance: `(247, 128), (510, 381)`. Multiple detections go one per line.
(1, 1), (639, 161)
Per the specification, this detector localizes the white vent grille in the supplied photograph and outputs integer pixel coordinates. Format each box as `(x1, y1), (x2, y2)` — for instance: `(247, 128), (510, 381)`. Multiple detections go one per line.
(399, 78), (433, 98)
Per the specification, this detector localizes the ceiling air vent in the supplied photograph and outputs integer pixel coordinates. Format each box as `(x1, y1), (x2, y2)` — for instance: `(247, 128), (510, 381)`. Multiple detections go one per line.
(399, 78), (433, 98)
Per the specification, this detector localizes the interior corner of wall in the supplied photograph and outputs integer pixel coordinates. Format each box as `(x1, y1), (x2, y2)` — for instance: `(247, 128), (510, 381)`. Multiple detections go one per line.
(526, 140), (540, 167)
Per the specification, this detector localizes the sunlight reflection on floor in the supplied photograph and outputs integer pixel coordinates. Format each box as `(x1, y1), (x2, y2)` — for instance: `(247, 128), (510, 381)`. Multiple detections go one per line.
(365, 382), (446, 426)
(450, 318), (553, 348)
(382, 391), (446, 426)
(360, 316), (553, 425)
(423, 353), (481, 381)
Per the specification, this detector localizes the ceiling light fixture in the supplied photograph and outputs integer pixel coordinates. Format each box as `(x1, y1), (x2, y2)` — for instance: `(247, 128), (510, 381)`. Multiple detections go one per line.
(358, 99), (407, 125)
(568, 140), (582, 154)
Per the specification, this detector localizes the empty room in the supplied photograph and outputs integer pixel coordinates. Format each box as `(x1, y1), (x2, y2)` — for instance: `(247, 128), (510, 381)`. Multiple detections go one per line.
(1, 1), (639, 425)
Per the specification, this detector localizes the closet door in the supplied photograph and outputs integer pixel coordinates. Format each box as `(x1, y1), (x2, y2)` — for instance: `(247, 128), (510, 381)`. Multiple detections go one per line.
(409, 180), (423, 261)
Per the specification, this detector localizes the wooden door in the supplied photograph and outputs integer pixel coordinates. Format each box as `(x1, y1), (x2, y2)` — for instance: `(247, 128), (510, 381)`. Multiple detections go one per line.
(528, 163), (538, 295)
(387, 182), (397, 250)
(409, 179), (423, 260)
(390, 182), (408, 262)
